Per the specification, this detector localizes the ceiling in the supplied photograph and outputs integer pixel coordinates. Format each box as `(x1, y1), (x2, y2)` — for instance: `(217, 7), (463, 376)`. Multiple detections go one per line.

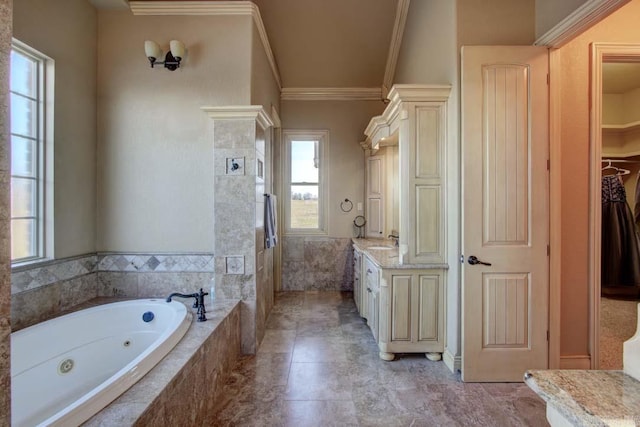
(602, 63), (640, 94)
(91, 0), (401, 90)
(251, 0), (397, 88)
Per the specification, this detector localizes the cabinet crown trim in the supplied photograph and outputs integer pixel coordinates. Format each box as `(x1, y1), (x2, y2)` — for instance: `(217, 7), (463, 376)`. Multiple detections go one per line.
(363, 84), (452, 149)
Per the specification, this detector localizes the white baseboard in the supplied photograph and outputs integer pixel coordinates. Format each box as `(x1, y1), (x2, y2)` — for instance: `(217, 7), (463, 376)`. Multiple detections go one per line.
(443, 349), (461, 373)
(559, 355), (591, 369)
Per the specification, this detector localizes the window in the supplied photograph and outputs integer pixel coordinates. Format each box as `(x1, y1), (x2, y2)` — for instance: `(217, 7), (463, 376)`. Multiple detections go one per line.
(10, 41), (52, 263)
(283, 130), (329, 234)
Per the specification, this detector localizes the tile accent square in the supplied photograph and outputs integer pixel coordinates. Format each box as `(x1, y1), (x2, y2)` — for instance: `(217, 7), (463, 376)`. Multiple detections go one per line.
(225, 256), (245, 274)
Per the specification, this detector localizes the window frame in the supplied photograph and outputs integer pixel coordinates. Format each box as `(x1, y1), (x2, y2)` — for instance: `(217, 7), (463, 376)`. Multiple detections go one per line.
(282, 130), (329, 236)
(10, 40), (54, 266)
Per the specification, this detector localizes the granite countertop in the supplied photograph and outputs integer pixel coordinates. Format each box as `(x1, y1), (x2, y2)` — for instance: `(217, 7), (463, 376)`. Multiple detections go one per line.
(524, 369), (640, 426)
(352, 238), (449, 270)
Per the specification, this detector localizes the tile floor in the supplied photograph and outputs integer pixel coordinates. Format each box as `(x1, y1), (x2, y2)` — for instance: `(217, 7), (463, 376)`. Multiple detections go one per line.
(209, 291), (549, 426)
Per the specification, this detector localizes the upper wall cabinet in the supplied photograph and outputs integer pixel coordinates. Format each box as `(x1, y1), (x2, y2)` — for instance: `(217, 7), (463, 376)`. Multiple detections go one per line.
(366, 155), (385, 238)
(363, 85), (451, 265)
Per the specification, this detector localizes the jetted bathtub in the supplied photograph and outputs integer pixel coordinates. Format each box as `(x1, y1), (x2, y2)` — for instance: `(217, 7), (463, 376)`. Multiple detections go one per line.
(11, 299), (192, 427)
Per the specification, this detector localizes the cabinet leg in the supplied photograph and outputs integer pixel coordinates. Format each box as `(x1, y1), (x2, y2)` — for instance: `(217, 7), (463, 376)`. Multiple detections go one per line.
(379, 352), (395, 361)
(425, 352), (442, 361)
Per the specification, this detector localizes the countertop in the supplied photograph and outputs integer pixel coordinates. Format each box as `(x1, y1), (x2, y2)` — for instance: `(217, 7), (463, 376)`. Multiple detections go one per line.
(352, 238), (449, 270)
(524, 369), (640, 426)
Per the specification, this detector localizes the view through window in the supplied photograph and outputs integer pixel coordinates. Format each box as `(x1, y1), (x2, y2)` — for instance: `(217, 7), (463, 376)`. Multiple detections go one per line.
(10, 44), (47, 262)
(284, 130), (328, 233)
(290, 140), (319, 228)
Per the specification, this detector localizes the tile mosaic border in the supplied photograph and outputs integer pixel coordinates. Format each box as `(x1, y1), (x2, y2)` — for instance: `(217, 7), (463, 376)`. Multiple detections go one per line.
(11, 252), (214, 294)
(11, 254), (98, 294)
(97, 253), (214, 273)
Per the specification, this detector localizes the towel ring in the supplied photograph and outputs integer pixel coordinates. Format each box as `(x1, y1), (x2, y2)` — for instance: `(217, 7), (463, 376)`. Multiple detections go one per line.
(340, 198), (353, 212)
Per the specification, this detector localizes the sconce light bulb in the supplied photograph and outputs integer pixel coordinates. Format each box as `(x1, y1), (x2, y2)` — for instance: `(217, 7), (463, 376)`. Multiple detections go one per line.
(170, 40), (186, 60)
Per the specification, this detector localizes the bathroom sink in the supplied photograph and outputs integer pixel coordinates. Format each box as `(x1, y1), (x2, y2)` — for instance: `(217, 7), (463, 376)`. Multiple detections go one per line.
(368, 245), (394, 250)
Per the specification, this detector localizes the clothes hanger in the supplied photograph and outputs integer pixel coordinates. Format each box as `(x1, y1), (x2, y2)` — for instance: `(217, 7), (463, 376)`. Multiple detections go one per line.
(601, 159), (631, 176)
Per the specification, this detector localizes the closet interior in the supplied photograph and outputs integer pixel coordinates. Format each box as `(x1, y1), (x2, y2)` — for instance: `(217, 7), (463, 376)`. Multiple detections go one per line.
(599, 62), (640, 369)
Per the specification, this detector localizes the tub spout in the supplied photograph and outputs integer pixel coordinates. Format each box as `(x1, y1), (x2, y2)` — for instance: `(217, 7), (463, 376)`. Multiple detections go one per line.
(165, 288), (208, 322)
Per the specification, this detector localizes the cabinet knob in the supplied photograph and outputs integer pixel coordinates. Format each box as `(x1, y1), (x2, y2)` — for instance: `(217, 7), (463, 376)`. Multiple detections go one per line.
(367, 287), (372, 293)
(367, 269), (373, 274)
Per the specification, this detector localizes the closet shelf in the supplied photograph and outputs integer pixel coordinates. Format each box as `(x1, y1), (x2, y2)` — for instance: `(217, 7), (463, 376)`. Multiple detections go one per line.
(602, 150), (640, 158)
(602, 120), (640, 133)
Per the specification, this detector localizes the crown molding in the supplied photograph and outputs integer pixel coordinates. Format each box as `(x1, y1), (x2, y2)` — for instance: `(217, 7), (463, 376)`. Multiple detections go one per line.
(387, 84), (452, 103)
(130, 1), (254, 15)
(534, 0), (631, 47)
(129, 1), (282, 90)
(382, 0), (411, 98)
(201, 105), (274, 130)
(281, 87), (383, 101)
(270, 105), (282, 128)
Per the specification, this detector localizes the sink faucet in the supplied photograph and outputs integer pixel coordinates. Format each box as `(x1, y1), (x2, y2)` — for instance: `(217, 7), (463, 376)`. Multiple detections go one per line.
(388, 232), (399, 247)
(166, 288), (208, 322)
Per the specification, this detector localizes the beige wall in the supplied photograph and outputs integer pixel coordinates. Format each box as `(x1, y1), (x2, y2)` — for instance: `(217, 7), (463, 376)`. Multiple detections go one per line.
(0, 0), (11, 421)
(603, 89), (640, 125)
(13, 0), (97, 258)
(535, 0), (589, 39)
(556, 0), (640, 357)
(280, 100), (385, 238)
(97, 11), (252, 252)
(250, 20), (280, 115)
(395, 0), (456, 84)
(458, 0), (535, 46)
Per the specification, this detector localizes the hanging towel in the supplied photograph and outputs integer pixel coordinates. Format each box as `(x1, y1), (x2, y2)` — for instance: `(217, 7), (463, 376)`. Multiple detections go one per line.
(264, 194), (278, 249)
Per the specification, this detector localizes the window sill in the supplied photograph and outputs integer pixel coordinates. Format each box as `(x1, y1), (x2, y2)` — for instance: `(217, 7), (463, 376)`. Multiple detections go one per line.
(11, 257), (55, 273)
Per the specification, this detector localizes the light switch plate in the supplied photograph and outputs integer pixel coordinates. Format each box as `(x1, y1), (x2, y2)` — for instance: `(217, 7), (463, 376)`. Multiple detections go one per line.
(225, 256), (244, 274)
(226, 157), (245, 175)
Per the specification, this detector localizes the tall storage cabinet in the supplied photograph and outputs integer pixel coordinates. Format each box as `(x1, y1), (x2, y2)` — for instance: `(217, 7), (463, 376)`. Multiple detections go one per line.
(356, 84), (451, 361)
(364, 85), (450, 265)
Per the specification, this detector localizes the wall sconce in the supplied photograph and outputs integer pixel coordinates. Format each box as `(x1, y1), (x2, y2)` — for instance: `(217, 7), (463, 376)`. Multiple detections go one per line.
(144, 40), (186, 71)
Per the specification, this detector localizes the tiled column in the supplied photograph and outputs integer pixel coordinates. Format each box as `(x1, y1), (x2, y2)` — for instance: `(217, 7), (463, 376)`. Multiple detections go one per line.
(0, 0), (11, 423)
(203, 106), (273, 354)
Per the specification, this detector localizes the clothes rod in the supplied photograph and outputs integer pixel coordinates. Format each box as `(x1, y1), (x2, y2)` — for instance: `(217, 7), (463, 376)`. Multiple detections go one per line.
(601, 158), (640, 163)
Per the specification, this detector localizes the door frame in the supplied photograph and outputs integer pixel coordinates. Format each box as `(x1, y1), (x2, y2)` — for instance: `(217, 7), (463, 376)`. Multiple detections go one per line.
(535, 0), (630, 370)
(588, 43), (640, 370)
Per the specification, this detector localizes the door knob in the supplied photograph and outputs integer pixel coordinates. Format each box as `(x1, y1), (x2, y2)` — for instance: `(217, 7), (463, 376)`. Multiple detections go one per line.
(468, 255), (491, 266)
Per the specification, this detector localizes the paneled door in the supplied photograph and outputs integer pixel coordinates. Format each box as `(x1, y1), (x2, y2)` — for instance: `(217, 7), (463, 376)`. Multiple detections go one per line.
(461, 46), (549, 382)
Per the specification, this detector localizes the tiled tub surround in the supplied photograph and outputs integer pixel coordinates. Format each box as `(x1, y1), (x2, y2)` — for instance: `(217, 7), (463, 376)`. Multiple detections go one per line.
(0, 0), (12, 423)
(281, 236), (354, 291)
(74, 297), (240, 426)
(11, 253), (214, 331)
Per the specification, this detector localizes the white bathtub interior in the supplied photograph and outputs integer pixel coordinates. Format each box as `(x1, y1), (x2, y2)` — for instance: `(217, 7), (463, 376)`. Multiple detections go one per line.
(11, 299), (191, 427)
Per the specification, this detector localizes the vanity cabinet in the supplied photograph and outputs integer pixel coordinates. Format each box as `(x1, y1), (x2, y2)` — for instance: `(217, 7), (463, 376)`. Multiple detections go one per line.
(364, 257), (380, 341)
(378, 269), (444, 361)
(353, 247), (363, 315)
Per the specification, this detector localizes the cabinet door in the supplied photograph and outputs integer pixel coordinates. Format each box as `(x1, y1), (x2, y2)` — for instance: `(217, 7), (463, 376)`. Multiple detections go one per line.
(417, 273), (441, 342)
(391, 275), (412, 342)
(370, 289), (379, 341)
(366, 155), (384, 238)
(364, 258), (379, 338)
(353, 249), (362, 314)
(367, 197), (384, 237)
(367, 156), (383, 197)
